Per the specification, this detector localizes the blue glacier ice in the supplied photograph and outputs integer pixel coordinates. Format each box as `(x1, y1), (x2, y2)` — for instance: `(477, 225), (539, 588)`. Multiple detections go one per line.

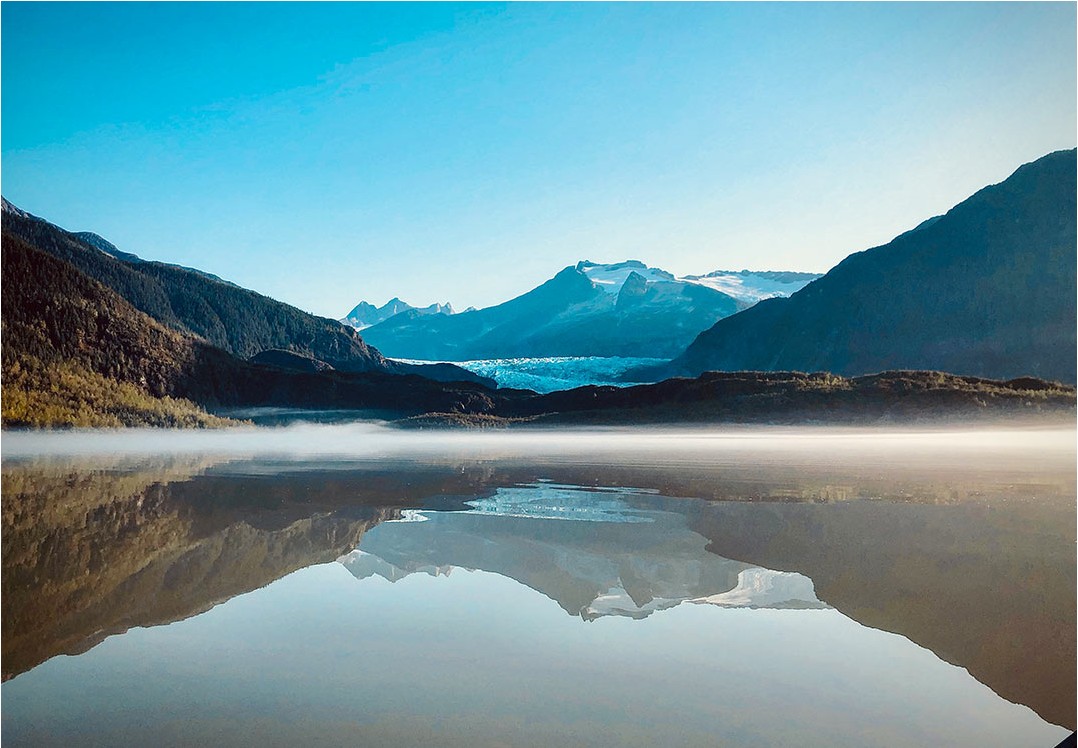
(434, 356), (667, 393)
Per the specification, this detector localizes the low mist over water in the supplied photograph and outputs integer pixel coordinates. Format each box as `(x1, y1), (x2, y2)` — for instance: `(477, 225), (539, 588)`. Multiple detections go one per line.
(3, 422), (1073, 471)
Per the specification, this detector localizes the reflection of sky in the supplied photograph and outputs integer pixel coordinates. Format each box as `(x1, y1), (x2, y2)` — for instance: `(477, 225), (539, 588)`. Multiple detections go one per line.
(1, 563), (1066, 747)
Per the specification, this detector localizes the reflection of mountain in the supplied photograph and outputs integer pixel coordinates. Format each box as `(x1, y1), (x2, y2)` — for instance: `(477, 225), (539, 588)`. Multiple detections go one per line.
(3, 453), (1072, 731)
(0, 461), (469, 680)
(680, 497), (1077, 730)
(340, 484), (826, 620)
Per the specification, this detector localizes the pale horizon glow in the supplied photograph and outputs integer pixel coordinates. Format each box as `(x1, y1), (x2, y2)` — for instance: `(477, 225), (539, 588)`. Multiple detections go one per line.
(2, 3), (1075, 317)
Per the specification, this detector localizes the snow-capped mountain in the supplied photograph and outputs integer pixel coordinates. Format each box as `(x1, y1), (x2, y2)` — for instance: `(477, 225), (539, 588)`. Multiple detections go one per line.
(579, 261), (819, 306)
(342, 297), (455, 329)
(681, 269), (822, 304)
(358, 260), (819, 360)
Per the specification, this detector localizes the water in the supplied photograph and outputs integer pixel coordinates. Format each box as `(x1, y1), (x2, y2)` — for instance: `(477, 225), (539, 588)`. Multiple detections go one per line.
(1, 425), (1074, 746)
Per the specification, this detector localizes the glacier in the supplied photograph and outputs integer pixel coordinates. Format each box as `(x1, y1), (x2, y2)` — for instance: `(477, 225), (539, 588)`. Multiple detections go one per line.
(430, 355), (667, 393)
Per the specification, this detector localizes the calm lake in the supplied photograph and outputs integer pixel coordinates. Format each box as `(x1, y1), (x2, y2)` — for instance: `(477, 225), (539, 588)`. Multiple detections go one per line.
(2, 424), (1074, 746)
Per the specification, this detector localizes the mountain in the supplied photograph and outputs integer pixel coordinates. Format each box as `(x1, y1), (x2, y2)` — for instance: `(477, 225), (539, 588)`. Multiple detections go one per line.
(660, 150), (1077, 383)
(2, 234), (238, 426)
(342, 297), (455, 329)
(1, 220), (509, 426)
(361, 260), (817, 360)
(0, 200), (490, 386)
(680, 269), (823, 303)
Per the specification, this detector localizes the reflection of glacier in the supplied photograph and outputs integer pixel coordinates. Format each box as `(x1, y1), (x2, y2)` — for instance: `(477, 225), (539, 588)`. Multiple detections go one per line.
(463, 483), (655, 523)
(339, 484), (827, 620)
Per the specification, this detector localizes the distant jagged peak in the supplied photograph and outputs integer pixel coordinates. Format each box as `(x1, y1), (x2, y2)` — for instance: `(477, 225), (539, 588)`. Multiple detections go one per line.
(416, 301), (455, 315)
(341, 296), (457, 329)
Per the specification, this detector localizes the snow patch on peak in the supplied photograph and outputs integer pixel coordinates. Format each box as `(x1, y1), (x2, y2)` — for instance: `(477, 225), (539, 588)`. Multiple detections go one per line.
(681, 270), (820, 304)
(577, 260), (677, 293)
(572, 260), (818, 303)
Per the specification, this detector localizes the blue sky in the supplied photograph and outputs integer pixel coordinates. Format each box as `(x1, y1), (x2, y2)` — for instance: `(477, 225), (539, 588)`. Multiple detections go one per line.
(3, 2), (1075, 317)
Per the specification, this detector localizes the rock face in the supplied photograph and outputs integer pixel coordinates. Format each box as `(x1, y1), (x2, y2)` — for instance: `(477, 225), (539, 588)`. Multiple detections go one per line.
(667, 149), (1078, 383)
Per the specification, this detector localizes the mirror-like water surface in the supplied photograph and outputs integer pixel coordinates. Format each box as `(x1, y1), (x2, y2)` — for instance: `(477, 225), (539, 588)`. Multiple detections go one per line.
(2, 426), (1074, 746)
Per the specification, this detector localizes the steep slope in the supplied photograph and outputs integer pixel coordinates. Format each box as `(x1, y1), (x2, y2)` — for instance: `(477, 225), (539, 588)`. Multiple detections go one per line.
(1, 234), (508, 426)
(362, 261), (746, 359)
(0, 201), (487, 385)
(1, 235), (238, 426)
(668, 150), (1077, 383)
(1, 201), (387, 371)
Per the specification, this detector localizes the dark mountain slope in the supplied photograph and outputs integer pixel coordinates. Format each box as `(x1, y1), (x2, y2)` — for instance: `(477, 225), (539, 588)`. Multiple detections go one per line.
(1, 235), (509, 427)
(0, 201), (488, 386)
(2, 236), (234, 426)
(666, 149), (1077, 383)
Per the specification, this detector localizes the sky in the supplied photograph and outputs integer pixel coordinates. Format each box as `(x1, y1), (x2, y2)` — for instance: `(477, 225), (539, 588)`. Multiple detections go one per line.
(2, 2), (1075, 318)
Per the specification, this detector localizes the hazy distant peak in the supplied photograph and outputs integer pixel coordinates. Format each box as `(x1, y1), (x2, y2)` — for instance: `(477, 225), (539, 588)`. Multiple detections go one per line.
(341, 296), (457, 329)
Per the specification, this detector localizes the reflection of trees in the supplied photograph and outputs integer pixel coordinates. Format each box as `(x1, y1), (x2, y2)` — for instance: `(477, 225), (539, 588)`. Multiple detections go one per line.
(2, 460), (424, 680)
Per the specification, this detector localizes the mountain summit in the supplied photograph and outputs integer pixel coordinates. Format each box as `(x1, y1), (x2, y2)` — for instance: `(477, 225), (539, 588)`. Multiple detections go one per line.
(358, 260), (818, 360)
(342, 298), (455, 329)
